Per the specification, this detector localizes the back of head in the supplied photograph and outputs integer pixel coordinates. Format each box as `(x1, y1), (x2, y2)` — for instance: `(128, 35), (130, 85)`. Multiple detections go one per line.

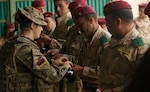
(15, 6), (47, 29)
(71, 5), (96, 19)
(32, 0), (45, 7)
(32, 0), (45, 12)
(138, 3), (147, 9)
(144, 2), (150, 17)
(43, 12), (54, 18)
(98, 18), (106, 25)
(4, 23), (14, 31)
(4, 23), (15, 37)
(104, 0), (133, 22)
(69, 0), (87, 13)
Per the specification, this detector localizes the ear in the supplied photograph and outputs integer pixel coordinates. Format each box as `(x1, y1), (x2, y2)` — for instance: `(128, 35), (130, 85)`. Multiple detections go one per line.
(88, 16), (93, 24)
(115, 18), (122, 28)
(30, 22), (36, 30)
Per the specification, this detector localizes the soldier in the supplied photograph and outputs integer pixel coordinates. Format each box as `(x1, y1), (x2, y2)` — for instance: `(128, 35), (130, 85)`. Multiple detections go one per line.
(51, 0), (72, 45)
(0, 22), (15, 48)
(0, 6), (73, 92)
(43, 12), (56, 37)
(123, 2), (150, 92)
(32, 0), (45, 13)
(99, 1), (150, 92)
(71, 5), (111, 92)
(145, 2), (150, 18)
(98, 17), (108, 31)
(134, 3), (150, 40)
(59, 1), (88, 92)
(37, 12), (62, 52)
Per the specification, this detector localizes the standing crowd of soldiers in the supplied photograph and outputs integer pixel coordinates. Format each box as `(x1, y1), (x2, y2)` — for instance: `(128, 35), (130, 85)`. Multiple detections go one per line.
(0, 0), (150, 92)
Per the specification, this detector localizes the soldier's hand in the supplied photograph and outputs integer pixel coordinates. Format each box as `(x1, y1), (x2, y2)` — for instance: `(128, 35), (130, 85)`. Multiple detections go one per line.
(40, 34), (51, 44)
(72, 64), (83, 75)
(63, 61), (73, 69)
(51, 54), (64, 60)
(51, 56), (68, 66)
(47, 49), (60, 57)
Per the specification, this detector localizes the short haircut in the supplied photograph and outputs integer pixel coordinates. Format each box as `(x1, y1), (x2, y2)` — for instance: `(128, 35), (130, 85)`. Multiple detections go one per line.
(84, 13), (97, 21)
(110, 9), (133, 22)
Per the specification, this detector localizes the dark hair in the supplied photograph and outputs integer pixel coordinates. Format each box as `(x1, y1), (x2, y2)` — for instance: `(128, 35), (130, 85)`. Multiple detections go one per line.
(110, 9), (133, 22)
(84, 13), (97, 21)
(14, 10), (32, 30)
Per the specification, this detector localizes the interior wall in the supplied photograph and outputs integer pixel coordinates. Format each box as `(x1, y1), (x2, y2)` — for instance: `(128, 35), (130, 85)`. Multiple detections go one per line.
(123, 0), (150, 19)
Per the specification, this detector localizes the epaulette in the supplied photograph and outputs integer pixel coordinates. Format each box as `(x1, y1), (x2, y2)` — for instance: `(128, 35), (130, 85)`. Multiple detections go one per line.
(132, 37), (144, 47)
(99, 35), (109, 45)
(67, 19), (74, 26)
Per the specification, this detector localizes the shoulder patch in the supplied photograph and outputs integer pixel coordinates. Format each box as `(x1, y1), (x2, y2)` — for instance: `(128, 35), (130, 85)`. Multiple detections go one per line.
(99, 35), (109, 45)
(132, 37), (144, 47)
(37, 57), (47, 68)
(67, 19), (74, 26)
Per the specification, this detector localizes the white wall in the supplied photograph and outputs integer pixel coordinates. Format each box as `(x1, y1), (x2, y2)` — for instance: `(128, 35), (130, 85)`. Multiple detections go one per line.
(123, 0), (150, 19)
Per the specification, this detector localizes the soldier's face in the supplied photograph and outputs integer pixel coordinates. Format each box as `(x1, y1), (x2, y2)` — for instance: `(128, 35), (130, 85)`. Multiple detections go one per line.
(105, 15), (117, 36)
(74, 17), (92, 36)
(54, 0), (69, 17)
(45, 17), (56, 31)
(139, 8), (147, 18)
(33, 24), (43, 39)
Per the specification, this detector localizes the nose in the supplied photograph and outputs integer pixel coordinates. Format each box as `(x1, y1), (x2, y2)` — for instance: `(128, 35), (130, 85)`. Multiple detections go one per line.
(41, 26), (43, 31)
(56, 6), (60, 12)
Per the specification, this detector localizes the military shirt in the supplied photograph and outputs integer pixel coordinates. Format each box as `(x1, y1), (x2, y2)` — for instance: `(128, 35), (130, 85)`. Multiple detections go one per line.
(99, 27), (150, 92)
(0, 36), (70, 92)
(135, 16), (150, 40)
(78, 26), (111, 86)
(51, 12), (72, 43)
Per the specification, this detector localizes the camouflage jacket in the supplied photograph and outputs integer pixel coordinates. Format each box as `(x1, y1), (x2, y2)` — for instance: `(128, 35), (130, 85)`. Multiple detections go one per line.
(0, 36), (70, 92)
(99, 27), (150, 92)
(51, 12), (72, 45)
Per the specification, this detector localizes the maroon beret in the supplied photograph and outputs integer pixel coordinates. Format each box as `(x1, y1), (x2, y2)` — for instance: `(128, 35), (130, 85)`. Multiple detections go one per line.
(69, 0), (87, 11)
(4, 23), (14, 31)
(144, 2), (150, 17)
(72, 5), (96, 19)
(138, 3), (147, 8)
(98, 18), (106, 25)
(104, 0), (131, 16)
(32, 0), (45, 8)
(73, 0), (87, 5)
(43, 12), (54, 18)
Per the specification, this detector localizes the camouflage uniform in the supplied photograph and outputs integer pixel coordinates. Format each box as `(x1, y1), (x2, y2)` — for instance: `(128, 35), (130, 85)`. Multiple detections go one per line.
(51, 12), (72, 44)
(135, 16), (150, 41)
(61, 25), (85, 92)
(99, 27), (150, 92)
(50, 13), (75, 92)
(0, 36), (70, 92)
(78, 26), (111, 92)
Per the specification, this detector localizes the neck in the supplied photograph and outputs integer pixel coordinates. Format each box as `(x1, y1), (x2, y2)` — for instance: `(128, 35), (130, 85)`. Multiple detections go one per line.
(115, 22), (134, 40)
(21, 29), (34, 40)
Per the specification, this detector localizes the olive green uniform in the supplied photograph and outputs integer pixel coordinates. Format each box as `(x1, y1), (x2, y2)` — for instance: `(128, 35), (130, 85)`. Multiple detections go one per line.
(99, 27), (150, 92)
(51, 12), (72, 44)
(61, 25), (85, 92)
(78, 26), (111, 92)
